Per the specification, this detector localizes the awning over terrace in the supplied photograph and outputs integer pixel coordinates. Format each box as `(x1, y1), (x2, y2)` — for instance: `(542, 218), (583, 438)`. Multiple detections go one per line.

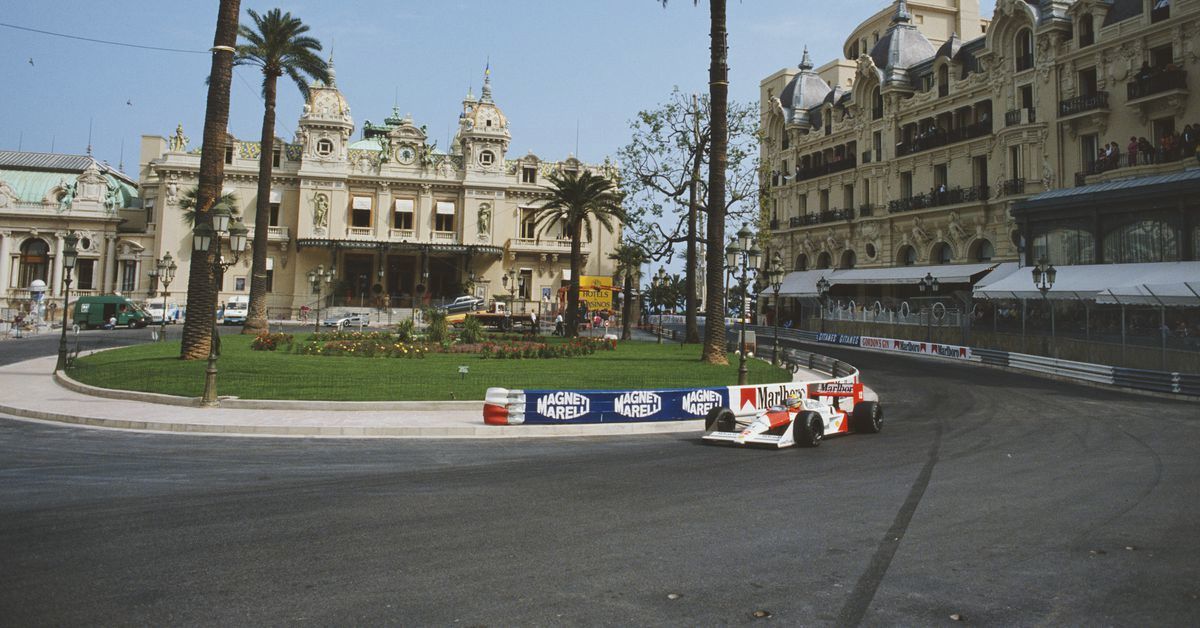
(973, 261), (1200, 302)
(778, 262), (1014, 297)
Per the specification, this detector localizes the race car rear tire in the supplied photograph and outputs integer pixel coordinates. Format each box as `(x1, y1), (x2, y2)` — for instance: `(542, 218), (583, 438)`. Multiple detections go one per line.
(794, 411), (823, 448)
(704, 407), (737, 432)
(851, 400), (882, 434)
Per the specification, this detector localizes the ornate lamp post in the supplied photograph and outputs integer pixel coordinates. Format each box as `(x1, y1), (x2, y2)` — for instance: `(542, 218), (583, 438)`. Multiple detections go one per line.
(502, 270), (517, 330)
(815, 276), (831, 334)
(725, 224), (762, 385)
(651, 267), (668, 344)
(153, 252), (177, 342)
(919, 271), (939, 342)
(53, 232), (79, 371)
(195, 206), (248, 407)
(1032, 257), (1057, 348)
(307, 264), (334, 334)
(768, 252), (784, 366)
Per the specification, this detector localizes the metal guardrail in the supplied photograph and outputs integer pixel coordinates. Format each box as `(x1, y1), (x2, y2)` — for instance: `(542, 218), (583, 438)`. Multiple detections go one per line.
(1006, 353), (1114, 385)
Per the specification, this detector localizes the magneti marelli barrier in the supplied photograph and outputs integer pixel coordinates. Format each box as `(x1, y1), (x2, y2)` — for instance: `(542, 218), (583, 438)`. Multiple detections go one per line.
(483, 348), (865, 426)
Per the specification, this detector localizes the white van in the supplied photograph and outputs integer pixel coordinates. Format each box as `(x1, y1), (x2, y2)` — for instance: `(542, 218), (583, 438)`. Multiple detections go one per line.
(223, 295), (250, 325)
(145, 300), (182, 324)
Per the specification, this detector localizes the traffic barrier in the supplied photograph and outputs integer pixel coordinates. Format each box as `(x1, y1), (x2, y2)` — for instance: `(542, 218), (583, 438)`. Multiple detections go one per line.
(483, 350), (862, 426)
(1007, 353), (1115, 385)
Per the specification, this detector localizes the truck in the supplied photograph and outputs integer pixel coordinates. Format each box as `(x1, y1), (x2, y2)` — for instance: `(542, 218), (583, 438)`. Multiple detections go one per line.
(222, 295), (249, 325)
(73, 295), (151, 329)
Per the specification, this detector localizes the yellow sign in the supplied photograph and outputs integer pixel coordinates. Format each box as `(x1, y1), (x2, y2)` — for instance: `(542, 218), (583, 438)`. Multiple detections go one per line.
(579, 276), (615, 311)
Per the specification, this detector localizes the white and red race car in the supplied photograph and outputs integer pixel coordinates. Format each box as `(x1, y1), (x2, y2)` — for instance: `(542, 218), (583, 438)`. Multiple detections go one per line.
(702, 383), (881, 448)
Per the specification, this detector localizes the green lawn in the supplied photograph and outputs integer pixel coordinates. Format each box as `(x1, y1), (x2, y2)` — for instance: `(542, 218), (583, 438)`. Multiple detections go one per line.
(68, 334), (791, 401)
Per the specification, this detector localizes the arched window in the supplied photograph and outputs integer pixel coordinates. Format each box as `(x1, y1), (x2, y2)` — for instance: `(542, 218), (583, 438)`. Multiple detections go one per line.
(840, 250), (857, 269)
(898, 245), (916, 266)
(816, 252), (832, 269)
(1015, 29), (1034, 72)
(970, 239), (995, 262)
(931, 242), (953, 264)
(18, 238), (50, 287)
(1032, 224), (1096, 265)
(871, 86), (883, 120)
(795, 253), (808, 271)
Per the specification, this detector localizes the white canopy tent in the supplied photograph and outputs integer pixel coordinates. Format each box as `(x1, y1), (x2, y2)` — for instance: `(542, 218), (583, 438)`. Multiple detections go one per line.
(777, 262), (1012, 297)
(974, 261), (1200, 302)
(1095, 281), (1200, 306)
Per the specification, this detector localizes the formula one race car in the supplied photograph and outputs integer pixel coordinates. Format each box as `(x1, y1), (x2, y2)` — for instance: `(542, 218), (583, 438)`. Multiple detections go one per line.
(702, 387), (881, 449)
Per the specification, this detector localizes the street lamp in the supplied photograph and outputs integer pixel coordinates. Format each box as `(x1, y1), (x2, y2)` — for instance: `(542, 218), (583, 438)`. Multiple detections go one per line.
(195, 205), (248, 407)
(54, 232), (79, 371)
(307, 264), (334, 334)
(768, 252), (784, 366)
(651, 266), (668, 344)
(1032, 257), (1057, 350)
(725, 224), (763, 385)
(918, 272), (940, 342)
(815, 276), (831, 334)
(502, 270), (517, 330)
(153, 252), (177, 342)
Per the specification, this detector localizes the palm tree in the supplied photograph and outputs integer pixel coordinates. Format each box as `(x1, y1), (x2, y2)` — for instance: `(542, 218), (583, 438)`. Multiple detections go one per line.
(608, 243), (647, 340)
(180, 0), (241, 361)
(660, 0), (729, 364)
(533, 170), (626, 338)
(235, 8), (329, 335)
(179, 187), (239, 226)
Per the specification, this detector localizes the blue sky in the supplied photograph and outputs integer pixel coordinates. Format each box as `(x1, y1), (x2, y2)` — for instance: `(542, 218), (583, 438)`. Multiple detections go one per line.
(1, 1), (996, 172)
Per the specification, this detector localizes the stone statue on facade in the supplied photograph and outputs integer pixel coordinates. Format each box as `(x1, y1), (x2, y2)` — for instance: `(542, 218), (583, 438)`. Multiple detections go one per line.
(312, 192), (329, 229)
(477, 203), (491, 237)
(57, 179), (76, 211)
(166, 174), (180, 205)
(169, 124), (189, 152)
(104, 181), (122, 212)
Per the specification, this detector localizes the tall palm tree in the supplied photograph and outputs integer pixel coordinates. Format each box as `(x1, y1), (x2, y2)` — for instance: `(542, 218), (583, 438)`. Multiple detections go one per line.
(533, 170), (626, 338)
(660, 0), (729, 364)
(180, 0), (241, 360)
(235, 8), (329, 335)
(608, 243), (647, 341)
(179, 187), (239, 226)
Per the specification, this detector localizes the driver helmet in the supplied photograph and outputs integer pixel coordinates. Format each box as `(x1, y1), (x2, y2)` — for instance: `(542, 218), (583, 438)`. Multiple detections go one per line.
(783, 391), (803, 408)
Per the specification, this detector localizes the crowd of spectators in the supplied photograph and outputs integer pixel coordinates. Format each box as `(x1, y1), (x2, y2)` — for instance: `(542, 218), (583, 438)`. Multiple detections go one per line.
(1089, 124), (1200, 174)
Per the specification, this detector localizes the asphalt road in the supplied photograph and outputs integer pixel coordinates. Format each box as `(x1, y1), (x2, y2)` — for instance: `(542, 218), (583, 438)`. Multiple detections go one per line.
(0, 337), (1197, 625)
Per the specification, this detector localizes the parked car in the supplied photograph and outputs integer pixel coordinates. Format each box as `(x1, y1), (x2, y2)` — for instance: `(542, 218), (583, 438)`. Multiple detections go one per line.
(144, 301), (182, 324)
(440, 295), (485, 314)
(322, 313), (369, 328)
(223, 295), (249, 325)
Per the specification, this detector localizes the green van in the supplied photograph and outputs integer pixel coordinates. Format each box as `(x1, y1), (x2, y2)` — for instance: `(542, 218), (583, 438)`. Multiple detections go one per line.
(73, 295), (150, 329)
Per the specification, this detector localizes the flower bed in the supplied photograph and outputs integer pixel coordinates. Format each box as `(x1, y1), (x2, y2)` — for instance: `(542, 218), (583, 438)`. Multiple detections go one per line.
(250, 332), (295, 351)
(289, 330), (617, 360)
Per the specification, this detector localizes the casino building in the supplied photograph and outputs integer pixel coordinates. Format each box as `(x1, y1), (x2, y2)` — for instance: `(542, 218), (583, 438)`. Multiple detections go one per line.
(136, 64), (620, 316)
(760, 0), (1200, 315)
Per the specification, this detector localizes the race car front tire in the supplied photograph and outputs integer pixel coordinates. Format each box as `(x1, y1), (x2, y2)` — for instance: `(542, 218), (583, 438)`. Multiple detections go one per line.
(851, 400), (883, 434)
(704, 407), (737, 432)
(794, 411), (823, 448)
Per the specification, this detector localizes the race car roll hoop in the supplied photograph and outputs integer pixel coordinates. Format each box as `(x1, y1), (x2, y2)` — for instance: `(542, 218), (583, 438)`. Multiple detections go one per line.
(483, 348), (882, 447)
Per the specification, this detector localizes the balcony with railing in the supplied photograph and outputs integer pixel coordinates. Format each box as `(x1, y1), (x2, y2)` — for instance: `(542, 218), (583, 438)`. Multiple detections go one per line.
(505, 237), (572, 253)
(886, 184), (990, 214)
(895, 120), (992, 157)
(789, 214), (820, 228)
(431, 231), (459, 243)
(247, 225), (290, 242)
(1058, 91), (1109, 119)
(1004, 108), (1036, 126)
(998, 178), (1026, 196)
(818, 208), (854, 223)
(388, 228), (415, 240)
(858, 203), (877, 217)
(1126, 69), (1187, 104)
(794, 155), (858, 183)
(346, 226), (374, 238)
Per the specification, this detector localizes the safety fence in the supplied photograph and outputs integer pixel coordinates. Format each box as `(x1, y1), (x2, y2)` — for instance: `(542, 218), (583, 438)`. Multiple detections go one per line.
(741, 324), (1199, 398)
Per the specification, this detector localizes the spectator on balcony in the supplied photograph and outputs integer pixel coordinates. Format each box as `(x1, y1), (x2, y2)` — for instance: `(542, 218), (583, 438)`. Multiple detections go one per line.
(1107, 142), (1121, 169)
(1128, 136), (1140, 167)
(1160, 131), (1177, 162)
(1137, 61), (1153, 81)
(1138, 137), (1154, 164)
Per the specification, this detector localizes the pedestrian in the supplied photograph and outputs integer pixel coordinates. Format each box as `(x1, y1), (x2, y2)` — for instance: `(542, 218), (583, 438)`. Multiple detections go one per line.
(1127, 136), (1139, 167)
(530, 310), (539, 334)
(554, 312), (564, 336)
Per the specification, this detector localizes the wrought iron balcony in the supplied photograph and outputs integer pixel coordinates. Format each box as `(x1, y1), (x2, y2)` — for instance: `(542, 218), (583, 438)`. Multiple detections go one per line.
(895, 120), (993, 157)
(1059, 91), (1108, 117)
(1126, 69), (1187, 102)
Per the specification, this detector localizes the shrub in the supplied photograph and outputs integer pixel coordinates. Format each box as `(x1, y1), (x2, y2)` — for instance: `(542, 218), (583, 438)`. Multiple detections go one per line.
(396, 318), (415, 343)
(251, 332), (294, 351)
(460, 316), (484, 344)
(427, 309), (449, 343)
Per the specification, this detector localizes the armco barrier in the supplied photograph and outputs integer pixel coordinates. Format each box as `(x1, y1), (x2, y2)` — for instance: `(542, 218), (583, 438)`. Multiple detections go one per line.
(747, 324), (1198, 398)
(483, 349), (862, 426)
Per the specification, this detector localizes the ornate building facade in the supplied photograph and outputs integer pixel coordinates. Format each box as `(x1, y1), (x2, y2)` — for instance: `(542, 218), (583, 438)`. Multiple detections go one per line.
(137, 67), (620, 314)
(0, 151), (142, 313)
(761, 0), (1200, 304)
